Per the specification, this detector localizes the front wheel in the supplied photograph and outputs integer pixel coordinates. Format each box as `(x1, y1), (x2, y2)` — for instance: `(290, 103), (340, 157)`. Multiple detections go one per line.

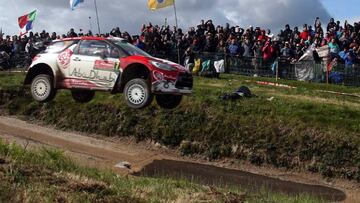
(124, 78), (153, 109)
(71, 90), (95, 103)
(30, 74), (57, 102)
(156, 95), (183, 109)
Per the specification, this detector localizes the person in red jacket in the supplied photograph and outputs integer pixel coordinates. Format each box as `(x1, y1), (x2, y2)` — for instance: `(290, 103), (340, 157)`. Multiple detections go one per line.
(262, 40), (274, 62)
(257, 30), (268, 42)
(299, 25), (309, 40)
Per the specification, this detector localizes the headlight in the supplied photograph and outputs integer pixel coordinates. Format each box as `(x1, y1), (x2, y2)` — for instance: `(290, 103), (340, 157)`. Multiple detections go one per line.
(150, 61), (177, 71)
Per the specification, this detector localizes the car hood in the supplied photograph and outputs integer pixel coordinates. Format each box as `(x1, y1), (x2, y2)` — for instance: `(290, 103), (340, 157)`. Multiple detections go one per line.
(124, 55), (188, 72)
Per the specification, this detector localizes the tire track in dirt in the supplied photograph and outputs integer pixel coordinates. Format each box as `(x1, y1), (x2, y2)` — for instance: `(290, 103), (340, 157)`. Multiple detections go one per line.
(0, 116), (166, 174)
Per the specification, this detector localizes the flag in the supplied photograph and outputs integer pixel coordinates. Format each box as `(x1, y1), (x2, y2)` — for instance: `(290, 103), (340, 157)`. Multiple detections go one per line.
(70, 0), (84, 10)
(18, 10), (37, 36)
(148, 0), (174, 10)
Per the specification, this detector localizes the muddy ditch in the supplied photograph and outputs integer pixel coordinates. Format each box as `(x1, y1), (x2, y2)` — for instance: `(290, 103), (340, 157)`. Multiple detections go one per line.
(135, 159), (346, 202)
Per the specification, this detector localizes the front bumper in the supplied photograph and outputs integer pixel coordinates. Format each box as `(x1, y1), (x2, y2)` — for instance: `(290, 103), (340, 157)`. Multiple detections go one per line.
(152, 72), (193, 95)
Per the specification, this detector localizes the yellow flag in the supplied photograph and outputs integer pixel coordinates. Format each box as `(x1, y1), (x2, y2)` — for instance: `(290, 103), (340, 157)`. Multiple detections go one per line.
(148, 0), (174, 10)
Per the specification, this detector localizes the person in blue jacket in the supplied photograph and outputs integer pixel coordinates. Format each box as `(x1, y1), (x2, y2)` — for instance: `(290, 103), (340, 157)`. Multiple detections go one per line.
(339, 46), (356, 73)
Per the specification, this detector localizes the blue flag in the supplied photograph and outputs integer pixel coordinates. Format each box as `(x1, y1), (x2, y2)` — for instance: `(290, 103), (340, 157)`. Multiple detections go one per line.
(70, 0), (84, 10)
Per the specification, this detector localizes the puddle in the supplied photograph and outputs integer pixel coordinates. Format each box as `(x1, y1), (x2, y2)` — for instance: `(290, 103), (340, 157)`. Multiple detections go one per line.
(135, 159), (346, 202)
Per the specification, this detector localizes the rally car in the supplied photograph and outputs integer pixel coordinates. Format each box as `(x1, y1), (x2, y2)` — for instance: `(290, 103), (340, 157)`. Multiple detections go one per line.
(24, 37), (193, 109)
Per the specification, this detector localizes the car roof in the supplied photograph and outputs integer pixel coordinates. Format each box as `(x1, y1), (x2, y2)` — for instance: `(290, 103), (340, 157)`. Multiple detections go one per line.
(53, 36), (125, 43)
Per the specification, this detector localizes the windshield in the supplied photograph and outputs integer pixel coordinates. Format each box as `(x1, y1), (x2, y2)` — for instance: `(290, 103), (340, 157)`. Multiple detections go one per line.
(44, 40), (77, 54)
(109, 39), (151, 57)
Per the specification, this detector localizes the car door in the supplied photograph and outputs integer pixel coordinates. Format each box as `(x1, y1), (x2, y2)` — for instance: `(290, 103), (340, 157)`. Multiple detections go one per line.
(68, 40), (120, 90)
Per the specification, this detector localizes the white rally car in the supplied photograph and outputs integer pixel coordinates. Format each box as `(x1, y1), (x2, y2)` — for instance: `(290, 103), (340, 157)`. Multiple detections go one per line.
(24, 36), (193, 109)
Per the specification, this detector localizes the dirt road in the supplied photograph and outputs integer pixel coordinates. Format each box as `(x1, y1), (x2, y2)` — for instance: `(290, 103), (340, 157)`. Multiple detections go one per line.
(0, 116), (172, 174)
(0, 116), (358, 202)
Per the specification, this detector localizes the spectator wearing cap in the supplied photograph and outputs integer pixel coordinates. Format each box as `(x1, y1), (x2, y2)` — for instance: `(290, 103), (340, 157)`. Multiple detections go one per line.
(281, 41), (294, 60)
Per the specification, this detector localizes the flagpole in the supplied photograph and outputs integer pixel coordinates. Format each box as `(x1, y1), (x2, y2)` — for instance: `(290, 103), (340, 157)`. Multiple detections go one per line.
(173, 0), (178, 29)
(173, 0), (180, 64)
(94, 0), (101, 35)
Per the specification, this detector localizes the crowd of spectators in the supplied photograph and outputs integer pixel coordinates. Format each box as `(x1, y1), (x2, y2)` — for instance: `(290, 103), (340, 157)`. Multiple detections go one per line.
(1, 17), (360, 71)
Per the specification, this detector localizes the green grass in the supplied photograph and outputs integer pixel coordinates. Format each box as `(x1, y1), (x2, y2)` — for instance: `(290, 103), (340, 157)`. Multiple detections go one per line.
(0, 139), (327, 203)
(0, 72), (360, 182)
(0, 72), (25, 89)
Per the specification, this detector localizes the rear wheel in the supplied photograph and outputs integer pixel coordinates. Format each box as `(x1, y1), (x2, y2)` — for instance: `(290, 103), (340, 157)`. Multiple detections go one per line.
(124, 78), (153, 109)
(31, 74), (57, 102)
(71, 90), (95, 103)
(156, 95), (183, 109)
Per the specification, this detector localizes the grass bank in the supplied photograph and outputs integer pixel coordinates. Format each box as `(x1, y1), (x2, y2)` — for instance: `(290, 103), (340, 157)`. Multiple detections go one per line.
(0, 139), (325, 202)
(0, 72), (360, 182)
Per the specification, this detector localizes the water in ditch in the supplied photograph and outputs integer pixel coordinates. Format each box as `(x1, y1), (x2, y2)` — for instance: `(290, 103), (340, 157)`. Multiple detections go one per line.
(134, 159), (346, 202)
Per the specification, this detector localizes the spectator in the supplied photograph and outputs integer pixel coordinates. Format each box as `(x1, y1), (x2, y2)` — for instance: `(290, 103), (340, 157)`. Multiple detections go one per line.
(228, 38), (241, 56)
(262, 40), (274, 62)
(203, 33), (216, 52)
(182, 47), (195, 71)
(294, 44), (304, 60)
(134, 38), (145, 50)
(280, 42), (294, 60)
(67, 28), (78, 37)
(327, 18), (337, 32)
(110, 27), (121, 37)
(1, 16), (359, 73)
(283, 24), (292, 42)
(242, 38), (253, 57)
(300, 25), (310, 40)
(329, 38), (340, 58)
(216, 39), (227, 53)
(258, 30), (268, 42)
(314, 17), (321, 29)
(252, 39), (263, 59)
(339, 47), (356, 69)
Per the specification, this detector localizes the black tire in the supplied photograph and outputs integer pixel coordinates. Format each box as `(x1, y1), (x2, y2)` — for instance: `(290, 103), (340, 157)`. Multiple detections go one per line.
(30, 74), (57, 102)
(156, 95), (183, 109)
(71, 90), (95, 103)
(237, 86), (252, 97)
(124, 78), (153, 109)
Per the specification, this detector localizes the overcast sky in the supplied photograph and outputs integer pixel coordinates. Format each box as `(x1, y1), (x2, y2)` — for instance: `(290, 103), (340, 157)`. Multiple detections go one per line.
(0, 0), (359, 36)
